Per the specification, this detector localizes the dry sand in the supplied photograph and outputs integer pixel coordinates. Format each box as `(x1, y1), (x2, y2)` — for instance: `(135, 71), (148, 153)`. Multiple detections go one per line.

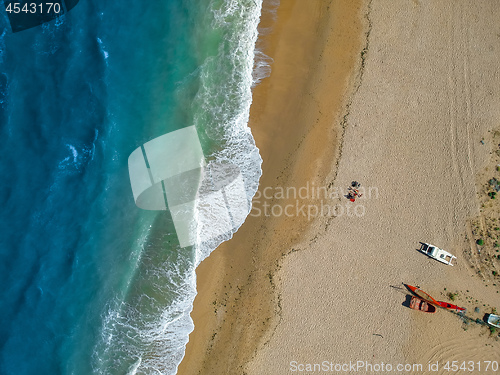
(180, 0), (500, 374)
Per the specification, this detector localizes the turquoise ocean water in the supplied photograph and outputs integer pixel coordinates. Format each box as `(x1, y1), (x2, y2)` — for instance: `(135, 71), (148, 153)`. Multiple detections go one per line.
(0, 0), (271, 373)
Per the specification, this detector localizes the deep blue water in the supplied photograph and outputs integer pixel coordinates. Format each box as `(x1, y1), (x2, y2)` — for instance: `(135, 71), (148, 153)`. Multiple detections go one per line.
(0, 0), (264, 374)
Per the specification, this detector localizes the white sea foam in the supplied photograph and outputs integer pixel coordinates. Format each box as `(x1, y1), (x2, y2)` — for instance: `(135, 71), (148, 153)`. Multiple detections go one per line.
(97, 38), (109, 60)
(58, 139), (96, 171)
(93, 0), (268, 373)
(125, 358), (141, 375)
(253, 50), (273, 87)
(176, 1), (266, 373)
(0, 30), (6, 64)
(252, 0), (279, 86)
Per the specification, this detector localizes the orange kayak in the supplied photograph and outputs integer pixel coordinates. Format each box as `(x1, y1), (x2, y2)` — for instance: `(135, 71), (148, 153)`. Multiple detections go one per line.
(405, 284), (439, 305)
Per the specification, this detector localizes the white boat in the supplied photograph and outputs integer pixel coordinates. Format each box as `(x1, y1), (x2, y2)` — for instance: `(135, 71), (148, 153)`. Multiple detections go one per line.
(418, 242), (456, 266)
(487, 314), (500, 329)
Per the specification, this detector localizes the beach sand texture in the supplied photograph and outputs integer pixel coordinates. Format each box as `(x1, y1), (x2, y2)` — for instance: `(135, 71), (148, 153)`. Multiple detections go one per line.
(180, 1), (500, 374)
(179, 0), (364, 373)
(248, 0), (500, 373)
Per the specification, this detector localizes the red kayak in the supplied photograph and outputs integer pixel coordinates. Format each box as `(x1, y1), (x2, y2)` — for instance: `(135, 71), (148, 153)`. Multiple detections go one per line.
(405, 284), (466, 312)
(435, 301), (466, 312)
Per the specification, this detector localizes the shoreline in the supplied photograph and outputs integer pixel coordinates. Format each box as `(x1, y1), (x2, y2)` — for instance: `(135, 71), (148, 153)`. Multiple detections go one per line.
(178, 0), (366, 373)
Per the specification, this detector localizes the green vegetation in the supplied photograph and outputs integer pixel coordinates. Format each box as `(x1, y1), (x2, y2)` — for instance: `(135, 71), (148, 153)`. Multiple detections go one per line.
(477, 239), (484, 246)
(448, 292), (458, 301)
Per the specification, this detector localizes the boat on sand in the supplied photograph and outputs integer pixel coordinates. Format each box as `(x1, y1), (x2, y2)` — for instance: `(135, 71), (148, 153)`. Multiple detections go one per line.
(404, 284), (466, 312)
(410, 296), (436, 313)
(418, 242), (456, 266)
(486, 314), (500, 329)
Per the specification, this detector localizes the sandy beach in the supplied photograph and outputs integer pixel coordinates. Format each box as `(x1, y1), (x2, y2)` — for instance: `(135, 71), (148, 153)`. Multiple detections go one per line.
(179, 1), (500, 374)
